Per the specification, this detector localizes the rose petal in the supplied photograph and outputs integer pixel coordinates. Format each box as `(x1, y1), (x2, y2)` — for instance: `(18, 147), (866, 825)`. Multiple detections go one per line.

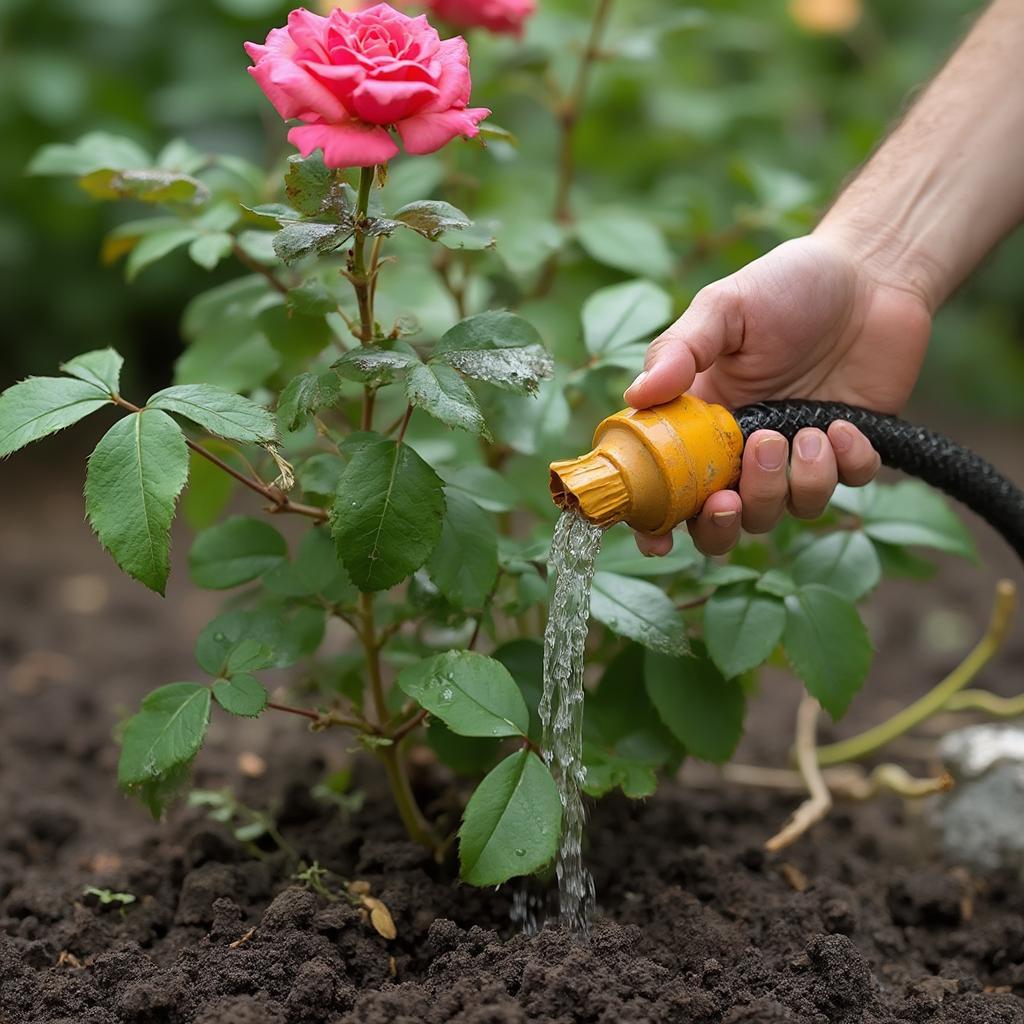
(421, 36), (471, 112)
(288, 121), (399, 168)
(396, 106), (490, 155)
(249, 56), (348, 122)
(351, 78), (439, 124)
(286, 8), (331, 59)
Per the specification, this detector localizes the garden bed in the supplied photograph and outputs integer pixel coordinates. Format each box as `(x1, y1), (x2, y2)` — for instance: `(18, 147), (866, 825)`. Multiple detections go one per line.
(3, 434), (1024, 1024)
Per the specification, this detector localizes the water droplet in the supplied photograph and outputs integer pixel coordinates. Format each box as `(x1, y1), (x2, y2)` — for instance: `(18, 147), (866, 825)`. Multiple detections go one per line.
(513, 847), (526, 857)
(213, 632), (226, 643)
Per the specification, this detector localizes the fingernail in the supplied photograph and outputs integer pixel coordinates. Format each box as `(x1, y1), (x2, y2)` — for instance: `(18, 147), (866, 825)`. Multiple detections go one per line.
(712, 510), (737, 528)
(797, 432), (822, 460)
(626, 370), (648, 396)
(831, 423), (853, 452)
(755, 437), (786, 471)
(641, 548), (655, 558)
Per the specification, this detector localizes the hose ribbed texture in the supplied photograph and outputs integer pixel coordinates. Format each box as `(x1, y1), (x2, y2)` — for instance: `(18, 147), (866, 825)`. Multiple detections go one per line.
(734, 400), (1024, 562)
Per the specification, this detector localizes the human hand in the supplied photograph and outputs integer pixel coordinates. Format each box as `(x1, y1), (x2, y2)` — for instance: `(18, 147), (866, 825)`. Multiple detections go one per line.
(625, 230), (933, 555)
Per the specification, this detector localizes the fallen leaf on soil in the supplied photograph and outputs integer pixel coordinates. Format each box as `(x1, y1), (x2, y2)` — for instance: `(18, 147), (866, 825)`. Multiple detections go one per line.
(362, 897), (397, 940)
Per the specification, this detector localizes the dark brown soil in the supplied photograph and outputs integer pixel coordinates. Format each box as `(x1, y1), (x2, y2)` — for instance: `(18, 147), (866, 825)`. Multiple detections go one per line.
(4, 421), (1024, 1024)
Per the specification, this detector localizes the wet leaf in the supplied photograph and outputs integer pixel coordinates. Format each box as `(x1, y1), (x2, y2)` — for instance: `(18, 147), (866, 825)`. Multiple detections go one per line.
(590, 572), (688, 656)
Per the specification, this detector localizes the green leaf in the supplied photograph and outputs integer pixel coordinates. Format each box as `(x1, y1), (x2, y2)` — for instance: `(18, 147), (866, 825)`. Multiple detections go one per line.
(407, 363), (490, 439)
(790, 530), (881, 601)
(147, 384), (278, 444)
(126, 226), (201, 280)
(189, 232), (234, 270)
(445, 465), (519, 513)
(29, 132), (150, 176)
(756, 568), (797, 598)
(195, 605), (326, 673)
(60, 348), (124, 395)
(277, 371), (345, 433)
(427, 489), (498, 609)
(459, 749), (561, 886)
(80, 168), (209, 205)
(118, 683), (210, 795)
(645, 644), (745, 763)
(284, 152), (333, 216)
(213, 674), (268, 718)
(701, 564), (761, 586)
(704, 583), (785, 678)
(188, 516), (287, 589)
(183, 445), (236, 529)
(298, 452), (344, 499)
(331, 437), (445, 591)
(0, 377), (109, 458)
(85, 410), (189, 594)
(427, 720), (500, 775)
(783, 584), (873, 719)
(590, 571), (688, 656)
(273, 221), (352, 264)
(582, 279), (673, 355)
(576, 209), (674, 279)
(333, 345), (419, 386)
(263, 527), (349, 598)
(435, 312), (553, 395)
(392, 199), (471, 239)
(596, 525), (700, 577)
(832, 481), (975, 559)
(396, 650), (528, 738)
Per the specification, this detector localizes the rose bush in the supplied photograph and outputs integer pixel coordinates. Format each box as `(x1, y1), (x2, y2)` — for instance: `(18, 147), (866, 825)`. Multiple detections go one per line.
(406, 0), (535, 36)
(246, 4), (489, 168)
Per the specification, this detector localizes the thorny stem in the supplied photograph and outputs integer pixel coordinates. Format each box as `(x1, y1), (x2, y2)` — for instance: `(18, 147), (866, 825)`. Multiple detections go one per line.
(111, 395), (328, 522)
(815, 579), (1017, 767)
(765, 695), (831, 853)
(533, 0), (614, 297)
(351, 165), (376, 345)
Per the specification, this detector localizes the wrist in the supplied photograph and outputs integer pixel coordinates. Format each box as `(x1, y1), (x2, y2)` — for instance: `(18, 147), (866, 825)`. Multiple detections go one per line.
(813, 210), (947, 314)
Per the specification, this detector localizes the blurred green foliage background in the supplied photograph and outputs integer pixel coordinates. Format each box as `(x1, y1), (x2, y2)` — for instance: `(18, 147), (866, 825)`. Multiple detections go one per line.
(3, 0), (1021, 416)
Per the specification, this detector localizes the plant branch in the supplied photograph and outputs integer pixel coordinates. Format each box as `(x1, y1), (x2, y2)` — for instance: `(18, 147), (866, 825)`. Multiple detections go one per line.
(232, 242), (290, 297)
(351, 166), (376, 344)
(765, 695), (831, 853)
(816, 579), (1017, 767)
(717, 762), (952, 801)
(391, 708), (429, 743)
(111, 396), (328, 522)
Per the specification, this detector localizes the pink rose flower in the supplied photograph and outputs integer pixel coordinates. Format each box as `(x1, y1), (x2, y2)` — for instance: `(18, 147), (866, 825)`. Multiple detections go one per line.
(245, 4), (490, 168)
(425, 0), (535, 36)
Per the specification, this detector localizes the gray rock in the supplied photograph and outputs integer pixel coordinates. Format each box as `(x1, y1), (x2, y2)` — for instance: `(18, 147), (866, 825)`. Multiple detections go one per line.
(934, 724), (1024, 873)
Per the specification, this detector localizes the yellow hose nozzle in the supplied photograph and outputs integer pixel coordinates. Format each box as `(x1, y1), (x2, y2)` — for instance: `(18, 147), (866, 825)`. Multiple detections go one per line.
(549, 395), (743, 534)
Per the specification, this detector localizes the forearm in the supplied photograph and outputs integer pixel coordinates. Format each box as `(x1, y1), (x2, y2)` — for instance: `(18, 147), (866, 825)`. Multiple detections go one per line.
(816, 0), (1024, 310)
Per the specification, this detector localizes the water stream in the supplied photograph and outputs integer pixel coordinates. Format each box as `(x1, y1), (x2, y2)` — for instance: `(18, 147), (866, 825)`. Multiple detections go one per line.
(540, 508), (605, 935)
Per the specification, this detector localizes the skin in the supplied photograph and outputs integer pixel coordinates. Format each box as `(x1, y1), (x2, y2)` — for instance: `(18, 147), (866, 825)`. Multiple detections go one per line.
(626, 0), (1024, 557)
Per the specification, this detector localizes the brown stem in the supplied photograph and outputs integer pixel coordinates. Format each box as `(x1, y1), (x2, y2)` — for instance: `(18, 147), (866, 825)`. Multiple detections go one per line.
(232, 242), (290, 297)
(268, 700), (320, 721)
(111, 395), (328, 523)
(391, 708), (429, 743)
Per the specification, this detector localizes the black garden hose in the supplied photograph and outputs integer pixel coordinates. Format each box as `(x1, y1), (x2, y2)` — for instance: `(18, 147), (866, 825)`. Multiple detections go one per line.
(734, 400), (1024, 562)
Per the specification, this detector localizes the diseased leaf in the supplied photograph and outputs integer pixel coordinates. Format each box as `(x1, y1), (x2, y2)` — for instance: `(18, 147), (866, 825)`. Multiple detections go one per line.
(590, 571), (688, 656)
(0, 377), (109, 458)
(582, 279), (672, 355)
(284, 151), (334, 216)
(331, 437), (445, 591)
(60, 348), (124, 395)
(148, 384), (278, 444)
(333, 345), (419, 386)
(188, 517), (287, 589)
(790, 530), (881, 601)
(645, 644), (745, 763)
(783, 584), (873, 719)
(397, 650), (527, 737)
(213, 674), (268, 718)
(80, 168), (209, 205)
(273, 221), (352, 264)
(459, 749), (561, 886)
(118, 683), (211, 805)
(277, 371), (345, 433)
(427, 489), (498, 608)
(435, 312), (552, 395)
(704, 583), (786, 678)
(85, 410), (189, 594)
(392, 199), (471, 239)
(407, 363), (490, 439)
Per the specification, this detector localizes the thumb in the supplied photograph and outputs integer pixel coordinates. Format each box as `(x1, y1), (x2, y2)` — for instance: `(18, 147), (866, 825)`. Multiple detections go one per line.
(623, 283), (742, 409)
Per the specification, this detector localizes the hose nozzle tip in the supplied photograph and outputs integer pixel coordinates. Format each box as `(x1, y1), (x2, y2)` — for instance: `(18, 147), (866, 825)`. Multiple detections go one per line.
(549, 450), (630, 528)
